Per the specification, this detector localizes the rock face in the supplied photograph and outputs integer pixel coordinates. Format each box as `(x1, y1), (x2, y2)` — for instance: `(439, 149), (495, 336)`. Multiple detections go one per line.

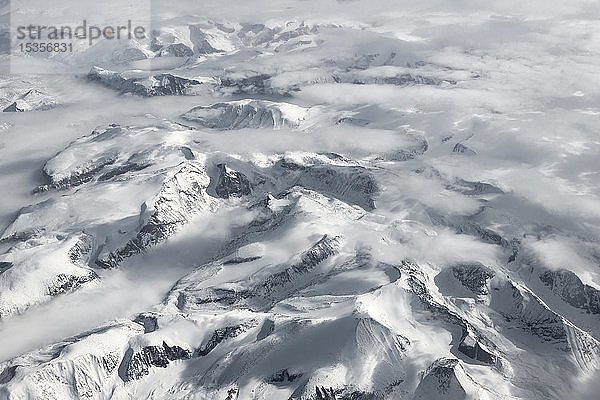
(489, 279), (600, 368)
(97, 162), (218, 268)
(120, 342), (192, 381)
(403, 260), (498, 365)
(88, 67), (203, 96)
(268, 368), (303, 384)
(452, 143), (477, 155)
(378, 134), (429, 161)
(274, 158), (378, 211)
(195, 324), (253, 356)
(34, 124), (137, 192)
(539, 269), (600, 314)
(413, 358), (466, 400)
(218, 74), (277, 95)
(214, 164), (252, 198)
(450, 179), (504, 196)
(173, 234), (342, 311)
(347, 73), (446, 86)
(451, 263), (495, 295)
(0, 321), (142, 399)
(36, 153), (119, 192)
(2, 89), (57, 112)
(181, 100), (308, 129)
(0, 234), (99, 318)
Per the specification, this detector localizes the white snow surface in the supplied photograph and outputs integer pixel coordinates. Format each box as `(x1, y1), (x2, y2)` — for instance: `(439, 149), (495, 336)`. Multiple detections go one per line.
(1, 0), (600, 399)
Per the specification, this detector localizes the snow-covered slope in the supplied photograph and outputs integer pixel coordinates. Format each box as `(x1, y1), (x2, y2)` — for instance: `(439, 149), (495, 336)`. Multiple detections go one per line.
(1, 0), (600, 399)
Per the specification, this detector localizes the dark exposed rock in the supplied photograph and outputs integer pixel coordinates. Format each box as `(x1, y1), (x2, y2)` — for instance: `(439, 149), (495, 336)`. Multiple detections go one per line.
(0, 261), (12, 274)
(252, 235), (340, 297)
(182, 100), (305, 130)
(35, 154), (118, 192)
(350, 74), (445, 86)
(275, 160), (378, 211)
(313, 387), (378, 400)
(88, 67), (203, 97)
(145, 74), (202, 96)
(180, 146), (195, 160)
(507, 238), (520, 263)
(2, 89), (57, 112)
(97, 163), (150, 181)
(451, 263), (495, 295)
(267, 368), (303, 383)
(491, 280), (572, 344)
(452, 143), (476, 155)
(383, 136), (429, 161)
(97, 162), (214, 268)
(215, 164), (252, 198)
(256, 319), (275, 341)
(195, 324), (252, 357)
(46, 271), (99, 296)
(539, 269), (600, 314)
(403, 260), (497, 365)
(451, 179), (504, 196)
(187, 235), (341, 310)
(0, 365), (17, 384)
(189, 24), (223, 54)
(336, 116), (370, 127)
(457, 336), (496, 364)
(413, 358), (466, 400)
(121, 341), (191, 381)
(427, 209), (509, 248)
(161, 43), (194, 57)
(219, 74), (274, 95)
(223, 256), (262, 265)
(133, 313), (159, 333)
(67, 234), (94, 265)
(181, 287), (247, 307)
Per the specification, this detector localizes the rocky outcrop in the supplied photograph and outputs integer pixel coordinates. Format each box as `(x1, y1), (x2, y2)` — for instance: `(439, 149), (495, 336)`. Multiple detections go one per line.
(182, 100), (307, 129)
(88, 67), (203, 96)
(0, 234), (99, 319)
(214, 163), (252, 198)
(35, 153), (118, 192)
(426, 208), (509, 248)
(217, 74), (279, 95)
(312, 387), (377, 400)
(2, 89), (57, 112)
(120, 342), (192, 381)
(383, 135), (429, 161)
(539, 269), (600, 314)
(0, 322), (141, 399)
(449, 179), (504, 196)
(133, 313), (159, 333)
(348, 73), (445, 86)
(46, 271), (98, 296)
(402, 260), (498, 365)
(490, 278), (600, 363)
(274, 159), (378, 211)
(195, 323), (254, 357)
(97, 162), (218, 268)
(451, 263), (495, 295)
(0, 261), (12, 274)
(173, 234), (341, 311)
(267, 368), (303, 384)
(413, 358), (466, 400)
(452, 143), (476, 155)
(247, 235), (341, 308)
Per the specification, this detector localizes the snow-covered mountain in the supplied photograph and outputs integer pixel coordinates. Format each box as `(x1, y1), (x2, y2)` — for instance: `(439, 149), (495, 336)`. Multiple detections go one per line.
(1, 1), (600, 399)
